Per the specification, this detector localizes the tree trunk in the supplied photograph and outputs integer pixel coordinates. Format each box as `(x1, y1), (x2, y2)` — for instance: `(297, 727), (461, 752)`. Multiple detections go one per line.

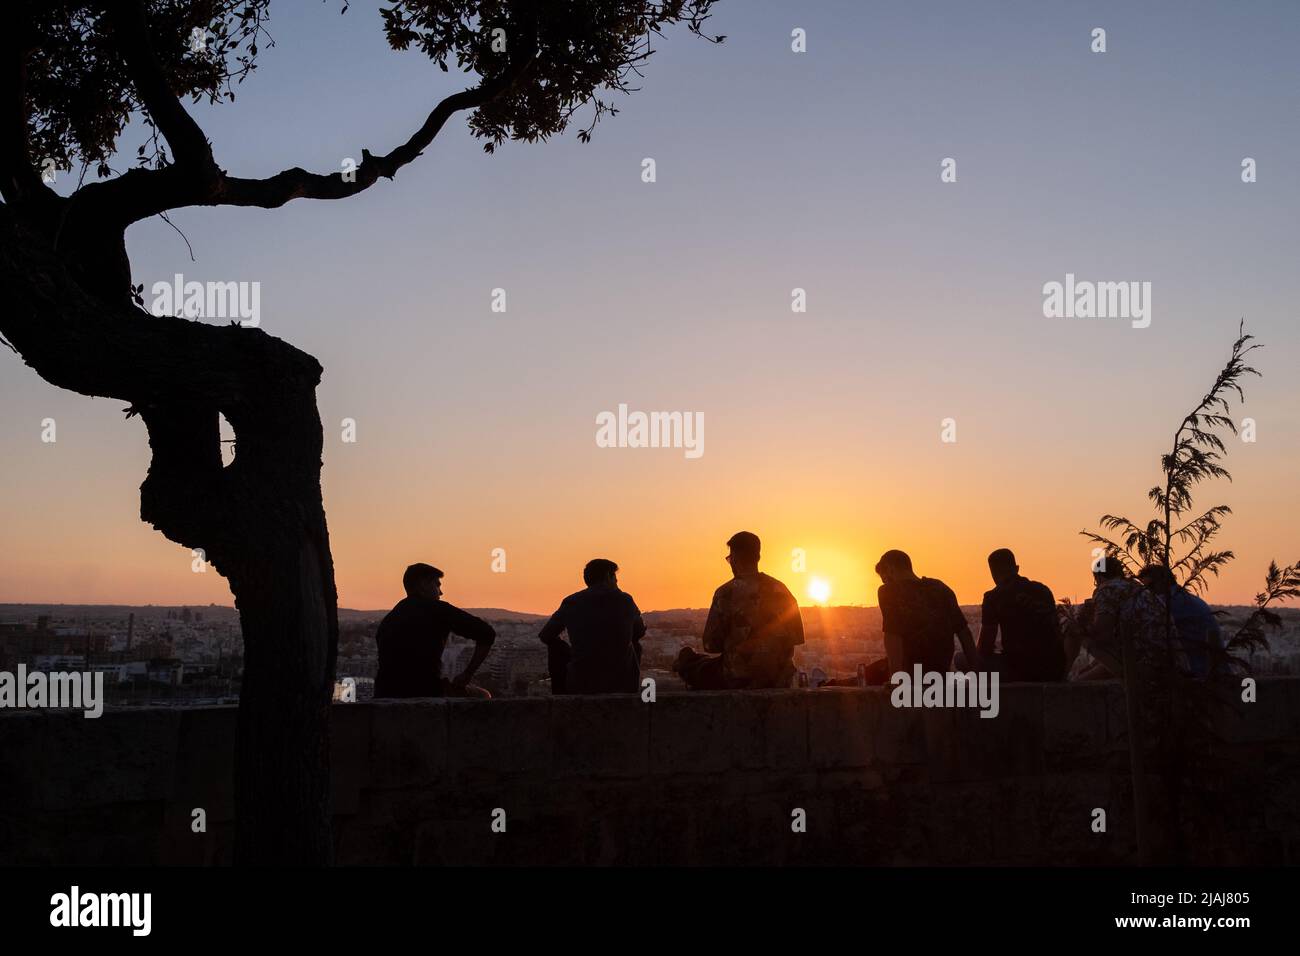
(1, 212), (339, 864)
(228, 487), (337, 864)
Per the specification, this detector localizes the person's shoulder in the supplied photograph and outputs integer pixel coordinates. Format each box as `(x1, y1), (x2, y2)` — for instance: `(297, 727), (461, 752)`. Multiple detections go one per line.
(433, 598), (472, 618)
(1182, 588), (1211, 608)
(924, 577), (957, 598)
(759, 572), (795, 596)
(1024, 578), (1055, 600)
(712, 579), (736, 601)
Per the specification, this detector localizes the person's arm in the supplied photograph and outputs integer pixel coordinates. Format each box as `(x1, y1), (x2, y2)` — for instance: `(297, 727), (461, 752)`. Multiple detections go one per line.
(454, 639), (493, 688)
(629, 598), (646, 663)
(1064, 599), (1092, 673)
(1207, 609), (1224, 651)
(1082, 589), (1124, 676)
(878, 585), (903, 673)
(956, 622), (980, 671)
(951, 590), (980, 670)
(538, 604), (569, 648)
(701, 589), (725, 654)
(784, 585), (805, 647)
(976, 592), (998, 659)
(445, 606), (496, 687)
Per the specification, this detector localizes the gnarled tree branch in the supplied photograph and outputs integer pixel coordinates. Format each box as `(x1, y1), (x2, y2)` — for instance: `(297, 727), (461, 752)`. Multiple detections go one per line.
(75, 58), (534, 229)
(106, 0), (218, 175)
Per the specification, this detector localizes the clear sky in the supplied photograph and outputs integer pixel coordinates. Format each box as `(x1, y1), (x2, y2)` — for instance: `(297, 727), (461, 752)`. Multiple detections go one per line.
(2, 0), (1297, 613)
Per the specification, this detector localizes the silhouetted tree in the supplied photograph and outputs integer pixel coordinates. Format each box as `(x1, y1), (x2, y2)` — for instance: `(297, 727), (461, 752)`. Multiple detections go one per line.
(0, 0), (720, 864)
(1081, 323), (1300, 862)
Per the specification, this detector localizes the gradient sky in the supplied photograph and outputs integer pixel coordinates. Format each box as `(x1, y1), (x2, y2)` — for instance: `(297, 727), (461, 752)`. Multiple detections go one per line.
(2, 0), (1297, 613)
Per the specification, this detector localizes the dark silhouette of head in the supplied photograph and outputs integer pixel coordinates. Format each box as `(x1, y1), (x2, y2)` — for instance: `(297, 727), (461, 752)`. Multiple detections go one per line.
(1092, 553), (1127, 584)
(1137, 563), (1176, 593)
(987, 548), (1019, 586)
(875, 549), (915, 585)
(403, 562), (444, 600)
(583, 558), (619, 588)
(725, 531), (761, 575)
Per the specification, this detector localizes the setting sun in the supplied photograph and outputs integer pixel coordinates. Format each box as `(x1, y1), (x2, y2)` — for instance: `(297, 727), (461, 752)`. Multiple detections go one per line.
(808, 577), (832, 605)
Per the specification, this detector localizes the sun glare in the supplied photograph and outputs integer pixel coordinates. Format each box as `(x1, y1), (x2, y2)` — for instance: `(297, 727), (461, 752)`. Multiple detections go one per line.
(808, 577), (832, 605)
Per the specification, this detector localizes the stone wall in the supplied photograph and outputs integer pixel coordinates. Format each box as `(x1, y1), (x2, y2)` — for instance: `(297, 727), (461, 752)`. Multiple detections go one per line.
(3, 679), (1298, 865)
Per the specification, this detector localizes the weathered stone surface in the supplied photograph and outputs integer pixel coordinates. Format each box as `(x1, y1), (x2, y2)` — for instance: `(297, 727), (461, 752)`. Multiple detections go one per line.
(1220, 676), (1298, 743)
(922, 682), (1044, 781)
(729, 690), (810, 770)
(0, 702), (180, 816)
(647, 690), (809, 774)
(5, 678), (1300, 865)
(447, 697), (548, 780)
(808, 688), (876, 768)
(8, 707), (183, 811)
(160, 705), (238, 864)
(1102, 679), (1131, 749)
(550, 694), (647, 778)
(1043, 681), (1108, 763)
(329, 701), (371, 815)
(867, 689), (926, 765)
(173, 706), (236, 822)
(648, 691), (732, 774)
(370, 698), (449, 788)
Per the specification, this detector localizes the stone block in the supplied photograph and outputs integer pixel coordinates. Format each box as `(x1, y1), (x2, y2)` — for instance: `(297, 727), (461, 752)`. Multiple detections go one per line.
(329, 701), (371, 815)
(921, 683), (1043, 782)
(1043, 681), (1108, 762)
(172, 706), (236, 823)
(808, 688), (876, 768)
(867, 687), (926, 765)
(550, 694), (647, 778)
(448, 697), (550, 780)
(10, 707), (183, 812)
(648, 691), (731, 775)
(1219, 676), (1296, 743)
(729, 690), (809, 771)
(370, 699), (449, 788)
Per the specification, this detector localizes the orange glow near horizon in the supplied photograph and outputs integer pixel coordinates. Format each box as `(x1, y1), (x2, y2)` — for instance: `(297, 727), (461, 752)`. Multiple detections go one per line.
(2, 412), (1295, 616)
(2, 431), (1295, 616)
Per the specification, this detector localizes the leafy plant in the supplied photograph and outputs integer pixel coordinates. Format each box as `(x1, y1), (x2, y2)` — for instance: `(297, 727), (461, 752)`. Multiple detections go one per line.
(1078, 323), (1299, 863)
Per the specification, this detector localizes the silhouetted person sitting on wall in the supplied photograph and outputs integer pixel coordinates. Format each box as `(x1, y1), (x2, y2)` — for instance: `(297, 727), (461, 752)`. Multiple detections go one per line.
(374, 563), (495, 698)
(876, 549), (980, 674)
(1138, 563), (1222, 679)
(1069, 555), (1184, 680)
(538, 558), (645, 695)
(674, 531), (804, 690)
(961, 548), (1065, 681)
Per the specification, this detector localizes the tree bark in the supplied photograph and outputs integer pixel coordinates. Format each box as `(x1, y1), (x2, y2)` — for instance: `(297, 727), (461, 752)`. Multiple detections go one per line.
(1, 210), (338, 864)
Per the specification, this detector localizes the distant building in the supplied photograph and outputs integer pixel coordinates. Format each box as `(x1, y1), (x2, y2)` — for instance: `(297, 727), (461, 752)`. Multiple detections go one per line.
(32, 654), (86, 671)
